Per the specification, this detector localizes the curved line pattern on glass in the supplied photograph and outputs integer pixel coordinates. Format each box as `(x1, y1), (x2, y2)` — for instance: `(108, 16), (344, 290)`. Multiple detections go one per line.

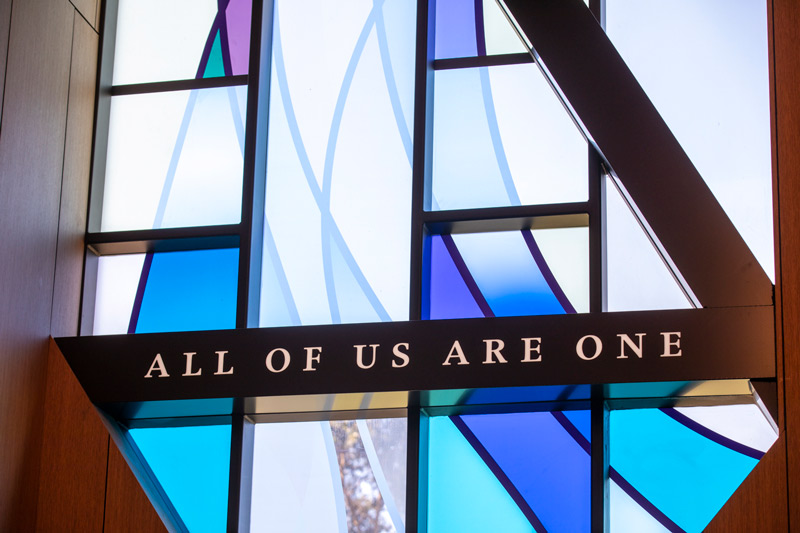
(450, 415), (547, 532)
(320, 1), (385, 324)
(357, 419), (405, 533)
(659, 408), (765, 460)
(521, 230), (577, 314)
(479, 66), (520, 206)
(375, 12), (413, 164)
(322, 421), (350, 533)
(440, 234), (494, 317)
(267, 0), (416, 325)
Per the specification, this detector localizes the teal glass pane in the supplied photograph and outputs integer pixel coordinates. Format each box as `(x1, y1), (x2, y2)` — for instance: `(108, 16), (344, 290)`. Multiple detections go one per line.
(128, 424), (231, 533)
(427, 230), (584, 319)
(609, 407), (771, 532)
(258, 0), (416, 326)
(431, 63), (586, 211)
(103, 86), (247, 231)
(427, 416), (534, 532)
(135, 249), (238, 333)
(250, 418), (406, 532)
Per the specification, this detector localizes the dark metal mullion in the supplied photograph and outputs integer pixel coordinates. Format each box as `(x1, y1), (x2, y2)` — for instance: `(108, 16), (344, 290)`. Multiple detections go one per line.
(110, 74), (249, 96)
(433, 52), (533, 70)
(228, 0), (268, 530)
(588, 147), (604, 314)
(408, 0), (435, 530)
(86, 224), (241, 255)
(591, 388), (609, 532)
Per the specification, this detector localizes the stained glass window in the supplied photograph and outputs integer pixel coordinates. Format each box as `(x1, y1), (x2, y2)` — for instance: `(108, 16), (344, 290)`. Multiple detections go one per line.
(86, 0), (777, 531)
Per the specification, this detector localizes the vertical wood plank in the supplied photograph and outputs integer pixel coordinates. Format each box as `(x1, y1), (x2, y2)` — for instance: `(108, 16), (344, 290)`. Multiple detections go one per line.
(35, 340), (109, 532)
(0, 0), (76, 529)
(0, 0), (12, 124)
(774, 0), (800, 528)
(69, 0), (98, 32)
(104, 444), (168, 533)
(51, 9), (98, 339)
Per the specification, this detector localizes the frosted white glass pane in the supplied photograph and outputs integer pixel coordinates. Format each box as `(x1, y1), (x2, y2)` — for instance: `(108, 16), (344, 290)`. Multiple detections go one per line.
(609, 479), (670, 533)
(113, 0), (219, 85)
(250, 422), (344, 532)
(93, 253), (145, 335)
(250, 419), (406, 533)
(605, 177), (692, 312)
(259, 0), (416, 326)
(482, 0), (527, 55)
(102, 86), (246, 231)
(432, 63), (586, 211)
(606, 0), (773, 280)
(674, 404), (778, 454)
(533, 227), (589, 313)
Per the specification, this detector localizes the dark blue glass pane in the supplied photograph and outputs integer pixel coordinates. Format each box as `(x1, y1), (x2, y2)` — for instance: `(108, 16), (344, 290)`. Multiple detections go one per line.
(435, 0), (478, 59)
(461, 411), (590, 532)
(565, 409), (592, 443)
(429, 235), (483, 319)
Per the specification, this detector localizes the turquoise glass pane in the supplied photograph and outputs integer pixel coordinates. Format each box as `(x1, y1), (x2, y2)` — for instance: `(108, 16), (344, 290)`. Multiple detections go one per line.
(610, 408), (762, 532)
(129, 424), (231, 533)
(258, 0), (416, 326)
(427, 416), (534, 532)
(460, 412), (590, 532)
(204, 30), (226, 78)
(431, 63), (586, 211)
(136, 249), (238, 333)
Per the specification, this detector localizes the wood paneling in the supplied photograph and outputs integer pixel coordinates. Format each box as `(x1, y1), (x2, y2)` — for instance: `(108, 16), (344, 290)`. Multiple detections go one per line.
(104, 444), (167, 533)
(774, 0), (800, 529)
(0, 0), (12, 124)
(0, 0), (76, 529)
(70, 0), (98, 32)
(704, 436), (789, 532)
(51, 9), (98, 338)
(35, 340), (108, 532)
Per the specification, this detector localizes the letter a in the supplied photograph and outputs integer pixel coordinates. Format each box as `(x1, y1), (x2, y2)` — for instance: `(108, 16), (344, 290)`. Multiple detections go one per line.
(442, 341), (469, 366)
(145, 354), (169, 378)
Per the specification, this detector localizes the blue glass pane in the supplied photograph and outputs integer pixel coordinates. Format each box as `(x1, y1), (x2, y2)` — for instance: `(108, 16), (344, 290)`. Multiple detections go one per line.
(428, 235), (483, 320)
(451, 231), (567, 317)
(427, 417), (534, 532)
(129, 424), (231, 533)
(434, 0), (478, 59)
(460, 412), (590, 532)
(135, 248), (238, 333)
(564, 409), (592, 444)
(465, 385), (589, 405)
(610, 408), (761, 532)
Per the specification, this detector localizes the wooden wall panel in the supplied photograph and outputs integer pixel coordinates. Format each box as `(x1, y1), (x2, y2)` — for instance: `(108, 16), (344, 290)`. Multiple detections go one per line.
(35, 340), (108, 532)
(51, 8), (98, 339)
(69, 0), (98, 32)
(0, 0), (12, 124)
(774, 0), (800, 529)
(0, 0), (76, 529)
(104, 444), (167, 533)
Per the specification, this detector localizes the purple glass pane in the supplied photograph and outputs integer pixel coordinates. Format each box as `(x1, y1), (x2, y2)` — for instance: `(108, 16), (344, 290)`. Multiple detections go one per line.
(435, 0), (478, 59)
(429, 235), (483, 319)
(226, 0), (252, 75)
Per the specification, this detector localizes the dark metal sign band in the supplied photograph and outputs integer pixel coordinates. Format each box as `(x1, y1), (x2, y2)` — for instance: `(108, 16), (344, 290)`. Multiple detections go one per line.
(57, 307), (775, 406)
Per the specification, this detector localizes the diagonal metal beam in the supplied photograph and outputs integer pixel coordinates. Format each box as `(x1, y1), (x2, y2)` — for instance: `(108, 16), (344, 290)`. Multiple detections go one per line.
(499, 0), (773, 308)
